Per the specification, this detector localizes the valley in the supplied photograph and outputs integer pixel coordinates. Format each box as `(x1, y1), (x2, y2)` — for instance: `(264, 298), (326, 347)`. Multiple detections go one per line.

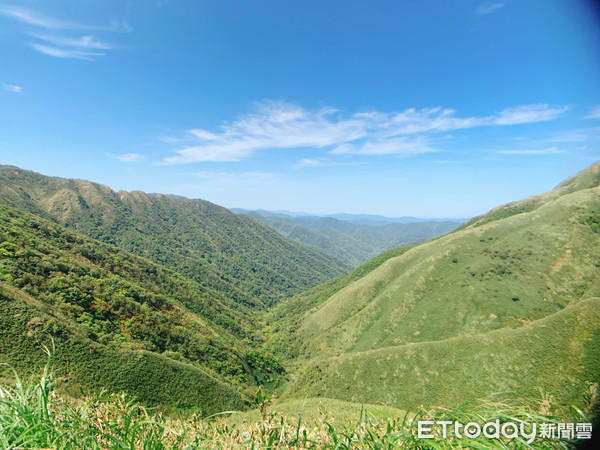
(0, 162), (599, 447)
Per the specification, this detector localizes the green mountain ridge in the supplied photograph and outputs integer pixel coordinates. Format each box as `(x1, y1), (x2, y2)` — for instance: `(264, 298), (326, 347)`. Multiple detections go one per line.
(276, 161), (600, 411)
(459, 159), (600, 229)
(0, 165), (350, 309)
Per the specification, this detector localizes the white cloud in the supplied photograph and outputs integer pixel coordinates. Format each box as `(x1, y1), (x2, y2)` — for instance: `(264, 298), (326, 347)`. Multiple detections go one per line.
(491, 104), (568, 125)
(1, 5), (129, 60)
(331, 136), (435, 156)
(292, 158), (368, 169)
(2, 83), (22, 93)
(29, 43), (104, 60)
(433, 160), (461, 164)
(31, 34), (112, 50)
(189, 129), (220, 140)
(584, 106), (600, 120)
(0, 5), (70, 29)
(546, 133), (588, 143)
(293, 158), (325, 168)
(477, 2), (504, 16)
(108, 20), (133, 33)
(195, 170), (276, 179)
(165, 101), (366, 163)
(107, 153), (142, 162)
(0, 5), (131, 32)
(499, 148), (567, 155)
(163, 101), (568, 164)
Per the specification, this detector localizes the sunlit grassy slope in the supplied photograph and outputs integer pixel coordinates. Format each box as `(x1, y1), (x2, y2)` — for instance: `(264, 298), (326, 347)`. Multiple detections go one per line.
(225, 397), (407, 427)
(282, 161), (600, 411)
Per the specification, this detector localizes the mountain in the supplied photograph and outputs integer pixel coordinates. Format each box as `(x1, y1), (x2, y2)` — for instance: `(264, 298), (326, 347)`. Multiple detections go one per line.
(3, 161), (599, 420)
(0, 204), (287, 413)
(230, 208), (315, 218)
(274, 161), (600, 413)
(237, 210), (459, 266)
(0, 165), (350, 308)
(231, 208), (465, 225)
(324, 212), (465, 225)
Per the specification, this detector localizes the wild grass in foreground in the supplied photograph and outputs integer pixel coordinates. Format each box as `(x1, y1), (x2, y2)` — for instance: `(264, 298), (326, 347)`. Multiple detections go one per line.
(0, 353), (593, 448)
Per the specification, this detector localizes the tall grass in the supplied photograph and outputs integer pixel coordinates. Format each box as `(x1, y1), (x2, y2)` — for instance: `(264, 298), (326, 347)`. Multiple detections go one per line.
(0, 344), (58, 448)
(0, 352), (591, 448)
(0, 346), (185, 449)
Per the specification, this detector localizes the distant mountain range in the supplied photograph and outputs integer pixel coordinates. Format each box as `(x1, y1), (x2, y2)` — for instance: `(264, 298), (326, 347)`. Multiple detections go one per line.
(231, 208), (466, 225)
(231, 208), (461, 266)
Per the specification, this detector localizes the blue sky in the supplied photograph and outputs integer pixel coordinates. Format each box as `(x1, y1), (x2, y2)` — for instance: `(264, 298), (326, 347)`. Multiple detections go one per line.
(1, 0), (599, 217)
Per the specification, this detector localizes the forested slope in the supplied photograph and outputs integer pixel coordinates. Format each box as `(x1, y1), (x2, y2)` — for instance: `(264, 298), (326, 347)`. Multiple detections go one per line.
(0, 204), (283, 412)
(0, 165), (350, 308)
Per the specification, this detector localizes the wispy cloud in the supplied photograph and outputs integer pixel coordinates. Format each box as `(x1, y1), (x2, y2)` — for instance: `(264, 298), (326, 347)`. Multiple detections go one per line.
(195, 170), (277, 179)
(499, 147), (567, 155)
(546, 133), (588, 143)
(294, 158), (325, 169)
(292, 158), (367, 169)
(0, 4), (131, 32)
(331, 136), (435, 156)
(491, 104), (568, 125)
(27, 34), (113, 60)
(2, 83), (22, 93)
(584, 106), (600, 120)
(477, 2), (504, 16)
(164, 101), (568, 164)
(0, 4), (70, 29)
(0, 4), (130, 60)
(31, 34), (112, 50)
(29, 42), (104, 60)
(107, 153), (143, 162)
(433, 160), (462, 164)
(166, 101), (365, 163)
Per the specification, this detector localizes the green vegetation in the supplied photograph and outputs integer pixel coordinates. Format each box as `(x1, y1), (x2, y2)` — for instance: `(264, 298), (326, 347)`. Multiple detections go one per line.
(0, 354), (588, 448)
(265, 246), (413, 358)
(1, 161), (600, 442)
(459, 158), (600, 230)
(276, 162), (600, 414)
(0, 165), (350, 308)
(579, 210), (600, 233)
(0, 204), (286, 411)
(246, 210), (458, 267)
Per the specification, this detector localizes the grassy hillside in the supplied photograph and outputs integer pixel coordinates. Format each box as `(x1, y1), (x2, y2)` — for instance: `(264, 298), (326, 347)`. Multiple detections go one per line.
(458, 158), (600, 230)
(264, 246), (414, 358)
(1, 362), (580, 448)
(0, 165), (349, 308)
(0, 204), (284, 411)
(279, 161), (600, 412)
(245, 211), (458, 266)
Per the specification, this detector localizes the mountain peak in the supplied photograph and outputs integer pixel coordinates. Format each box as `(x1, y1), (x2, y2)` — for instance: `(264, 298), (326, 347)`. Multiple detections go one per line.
(460, 160), (600, 229)
(554, 160), (600, 193)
